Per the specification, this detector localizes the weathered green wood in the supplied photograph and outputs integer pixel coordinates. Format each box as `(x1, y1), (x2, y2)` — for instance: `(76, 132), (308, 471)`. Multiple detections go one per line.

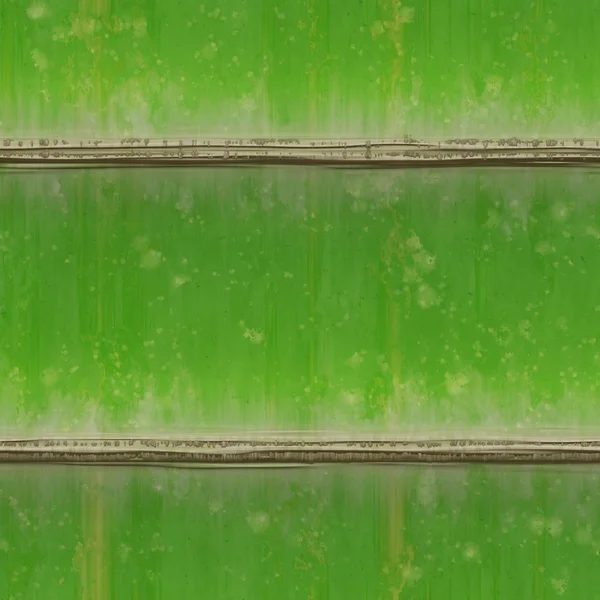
(1, 0), (599, 138)
(1, 166), (599, 436)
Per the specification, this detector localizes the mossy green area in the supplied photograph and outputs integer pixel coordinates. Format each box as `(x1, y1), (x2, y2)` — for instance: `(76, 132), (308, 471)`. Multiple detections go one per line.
(1, 0), (599, 138)
(0, 463), (597, 599)
(0, 166), (598, 435)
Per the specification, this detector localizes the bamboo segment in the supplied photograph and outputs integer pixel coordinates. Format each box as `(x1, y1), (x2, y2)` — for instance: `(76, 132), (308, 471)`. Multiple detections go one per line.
(0, 166), (599, 438)
(0, 464), (597, 599)
(1, 0), (600, 139)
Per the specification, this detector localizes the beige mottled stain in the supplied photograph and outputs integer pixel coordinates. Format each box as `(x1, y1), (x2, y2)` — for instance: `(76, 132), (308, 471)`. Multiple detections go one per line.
(307, 0), (319, 131)
(78, 471), (107, 600)
(78, 0), (111, 19)
(381, 207), (405, 414)
(373, 0), (414, 111)
(265, 285), (279, 423)
(306, 0), (319, 418)
(424, 0), (430, 54)
(305, 0), (337, 133)
(94, 476), (105, 600)
(96, 186), (103, 336)
(385, 479), (415, 599)
(72, 0), (110, 128)
(534, 538), (544, 599)
(0, 5), (15, 124)
(293, 493), (327, 599)
(512, 0), (555, 125)
(305, 173), (317, 422)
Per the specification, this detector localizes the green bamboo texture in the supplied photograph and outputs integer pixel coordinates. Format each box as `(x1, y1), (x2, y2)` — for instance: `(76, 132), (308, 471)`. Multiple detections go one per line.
(2, 2), (598, 598)
(1, 463), (598, 599)
(1, 166), (599, 435)
(1, 0), (599, 138)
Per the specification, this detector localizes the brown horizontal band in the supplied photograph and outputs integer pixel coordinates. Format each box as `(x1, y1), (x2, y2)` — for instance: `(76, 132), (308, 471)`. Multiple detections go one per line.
(2, 137), (600, 168)
(2, 437), (600, 465)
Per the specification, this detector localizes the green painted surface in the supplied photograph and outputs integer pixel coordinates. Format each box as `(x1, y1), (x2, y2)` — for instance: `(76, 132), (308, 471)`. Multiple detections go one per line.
(0, 166), (599, 435)
(1, 0), (599, 138)
(0, 463), (598, 598)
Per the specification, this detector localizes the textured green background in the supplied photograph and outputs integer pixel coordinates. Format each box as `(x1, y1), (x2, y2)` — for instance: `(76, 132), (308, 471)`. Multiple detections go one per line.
(2, 2), (598, 600)
(1, 464), (599, 599)
(1, 1), (597, 597)
(1, 0), (599, 138)
(1, 166), (599, 435)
